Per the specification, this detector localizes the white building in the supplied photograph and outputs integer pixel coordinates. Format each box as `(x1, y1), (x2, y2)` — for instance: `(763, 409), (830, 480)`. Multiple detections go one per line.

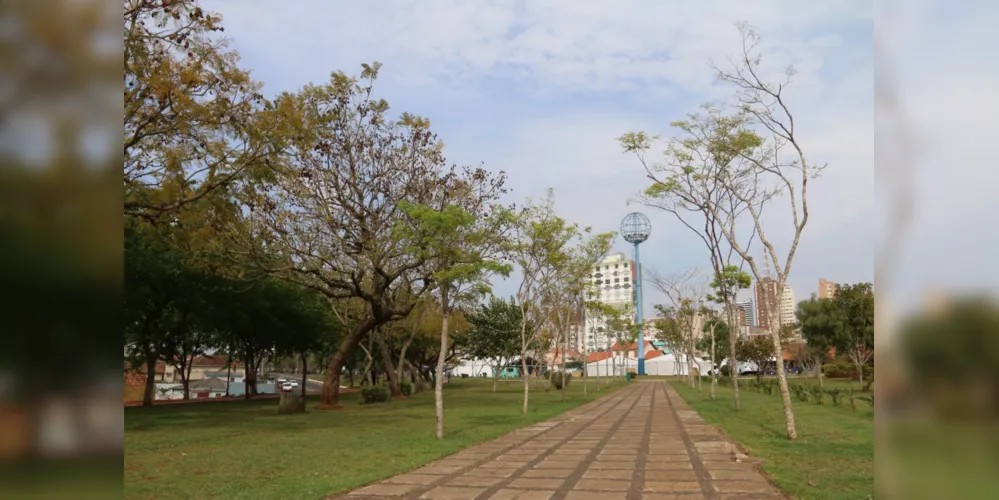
(581, 252), (636, 352)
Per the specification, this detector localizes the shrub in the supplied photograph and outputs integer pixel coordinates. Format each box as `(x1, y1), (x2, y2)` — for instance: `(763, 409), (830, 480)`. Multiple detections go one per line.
(361, 384), (390, 404)
(790, 384), (810, 402)
(720, 365), (731, 377)
(826, 388), (845, 406)
(400, 380), (413, 397)
(762, 380), (777, 395)
(810, 386), (826, 405)
(549, 371), (572, 390)
(823, 362), (874, 381)
(848, 389), (858, 410)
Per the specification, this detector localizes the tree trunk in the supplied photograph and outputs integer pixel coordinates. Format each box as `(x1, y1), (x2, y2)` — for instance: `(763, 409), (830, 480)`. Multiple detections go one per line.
(434, 309), (450, 440)
(724, 302), (741, 411)
(710, 325), (717, 400)
(816, 356), (824, 388)
(560, 331), (568, 402)
(521, 350), (530, 415)
(854, 354), (864, 392)
(320, 318), (376, 407)
(300, 352), (308, 398)
(143, 354), (156, 407)
(492, 359), (501, 392)
(376, 330), (402, 397)
(225, 350), (232, 397)
(769, 326), (798, 440)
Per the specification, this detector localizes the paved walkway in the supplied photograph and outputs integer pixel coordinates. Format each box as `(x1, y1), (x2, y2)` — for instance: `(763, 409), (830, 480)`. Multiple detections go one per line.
(331, 381), (782, 500)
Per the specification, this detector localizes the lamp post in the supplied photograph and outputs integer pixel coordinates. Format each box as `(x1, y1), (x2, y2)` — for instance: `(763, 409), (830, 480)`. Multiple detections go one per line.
(620, 212), (651, 376)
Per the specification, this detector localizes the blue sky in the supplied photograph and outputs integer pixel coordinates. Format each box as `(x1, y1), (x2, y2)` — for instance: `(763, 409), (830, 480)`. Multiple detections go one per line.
(199, 0), (999, 313)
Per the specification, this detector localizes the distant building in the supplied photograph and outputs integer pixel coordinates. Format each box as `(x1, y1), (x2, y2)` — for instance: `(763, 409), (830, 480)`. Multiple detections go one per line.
(581, 252), (636, 351)
(737, 300), (755, 328)
(754, 279), (795, 331)
(818, 278), (839, 299)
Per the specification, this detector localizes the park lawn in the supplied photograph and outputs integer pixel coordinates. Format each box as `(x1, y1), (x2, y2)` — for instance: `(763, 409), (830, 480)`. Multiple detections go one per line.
(125, 378), (626, 500)
(672, 380), (873, 500)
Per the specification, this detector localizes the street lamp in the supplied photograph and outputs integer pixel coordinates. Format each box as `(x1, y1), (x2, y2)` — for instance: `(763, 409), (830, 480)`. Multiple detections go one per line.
(620, 212), (651, 376)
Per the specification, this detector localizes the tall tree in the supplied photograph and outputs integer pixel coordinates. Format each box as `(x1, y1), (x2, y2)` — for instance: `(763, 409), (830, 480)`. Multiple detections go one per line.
(620, 105), (763, 409)
(510, 190), (584, 414)
(546, 231), (615, 401)
(708, 265), (752, 406)
(795, 295), (839, 387)
(238, 64), (469, 407)
(831, 283), (875, 390)
(394, 178), (512, 439)
(124, 0), (283, 219)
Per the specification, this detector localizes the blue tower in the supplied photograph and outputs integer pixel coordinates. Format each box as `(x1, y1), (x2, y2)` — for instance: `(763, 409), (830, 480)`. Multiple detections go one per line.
(620, 212), (651, 376)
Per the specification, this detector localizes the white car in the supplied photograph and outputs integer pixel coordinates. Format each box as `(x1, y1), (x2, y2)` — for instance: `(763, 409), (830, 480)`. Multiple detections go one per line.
(281, 382), (294, 392)
(277, 377), (287, 383)
(289, 381), (299, 387)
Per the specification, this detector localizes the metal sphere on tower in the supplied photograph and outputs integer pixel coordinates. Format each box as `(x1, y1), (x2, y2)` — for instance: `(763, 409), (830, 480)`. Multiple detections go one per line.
(620, 212), (651, 244)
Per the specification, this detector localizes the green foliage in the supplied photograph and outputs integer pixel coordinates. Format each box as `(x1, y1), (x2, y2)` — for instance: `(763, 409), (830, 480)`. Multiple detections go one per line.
(696, 313), (731, 365)
(361, 385), (391, 404)
(400, 380), (413, 397)
(708, 265), (752, 304)
(796, 283), (874, 381)
(826, 388), (845, 406)
(810, 386), (826, 405)
(463, 296), (525, 362)
(822, 363), (873, 380)
(719, 364), (731, 377)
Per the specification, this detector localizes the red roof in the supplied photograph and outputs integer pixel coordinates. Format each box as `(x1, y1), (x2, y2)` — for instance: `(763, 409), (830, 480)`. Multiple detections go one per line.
(586, 351), (614, 362)
(610, 340), (655, 351)
(644, 349), (664, 360)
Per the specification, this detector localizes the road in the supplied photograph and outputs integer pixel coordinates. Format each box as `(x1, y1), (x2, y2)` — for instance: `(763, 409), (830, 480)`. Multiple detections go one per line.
(269, 373), (325, 394)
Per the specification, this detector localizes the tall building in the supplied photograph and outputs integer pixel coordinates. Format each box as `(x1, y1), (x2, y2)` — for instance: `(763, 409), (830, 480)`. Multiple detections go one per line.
(818, 278), (839, 299)
(581, 252), (635, 351)
(754, 279), (795, 331)
(737, 300), (755, 328)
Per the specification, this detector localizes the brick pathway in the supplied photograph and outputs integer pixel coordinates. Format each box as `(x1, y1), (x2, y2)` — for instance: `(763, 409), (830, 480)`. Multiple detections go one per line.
(331, 381), (783, 500)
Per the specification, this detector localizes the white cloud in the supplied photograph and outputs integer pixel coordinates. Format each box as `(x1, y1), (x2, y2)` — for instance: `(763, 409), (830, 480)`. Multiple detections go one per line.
(205, 0), (880, 308)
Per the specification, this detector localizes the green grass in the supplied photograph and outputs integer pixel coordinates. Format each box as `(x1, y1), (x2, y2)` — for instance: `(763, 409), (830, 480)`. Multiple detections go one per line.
(672, 380), (873, 500)
(125, 378), (626, 500)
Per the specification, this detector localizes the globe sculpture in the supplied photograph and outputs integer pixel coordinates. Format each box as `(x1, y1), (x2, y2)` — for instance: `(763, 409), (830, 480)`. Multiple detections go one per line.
(620, 212), (651, 375)
(620, 212), (651, 243)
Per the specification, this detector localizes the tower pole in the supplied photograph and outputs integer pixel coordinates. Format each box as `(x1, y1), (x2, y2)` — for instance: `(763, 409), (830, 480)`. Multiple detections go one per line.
(634, 240), (646, 375)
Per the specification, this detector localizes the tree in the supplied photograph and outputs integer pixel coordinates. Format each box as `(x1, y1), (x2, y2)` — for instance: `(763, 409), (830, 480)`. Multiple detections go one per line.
(239, 64), (468, 408)
(464, 297), (527, 392)
(510, 189), (587, 414)
(546, 231), (615, 400)
(394, 177), (512, 439)
(124, 0), (283, 219)
(620, 104), (762, 410)
(696, 307), (731, 399)
(736, 335), (774, 382)
(708, 265), (752, 405)
(830, 283), (875, 390)
(649, 268), (708, 388)
(700, 22), (828, 440)
(795, 295), (839, 387)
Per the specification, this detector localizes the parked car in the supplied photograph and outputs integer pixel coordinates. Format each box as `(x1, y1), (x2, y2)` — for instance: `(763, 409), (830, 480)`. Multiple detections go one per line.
(277, 377), (287, 383)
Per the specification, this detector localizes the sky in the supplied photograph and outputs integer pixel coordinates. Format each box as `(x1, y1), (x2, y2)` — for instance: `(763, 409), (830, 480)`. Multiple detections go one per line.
(201, 0), (999, 313)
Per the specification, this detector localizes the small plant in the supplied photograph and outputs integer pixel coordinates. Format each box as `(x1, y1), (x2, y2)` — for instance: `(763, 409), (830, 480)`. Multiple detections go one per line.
(361, 384), (391, 404)
(826, 388), (844, 406)
(400, 380), (413, 397)
(810, 386), (826, 405)
(848, 389), (858, 410)
(860, 394), (874, 408)
(762, 380), (777, 395)
(790, 384), (809, 402)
